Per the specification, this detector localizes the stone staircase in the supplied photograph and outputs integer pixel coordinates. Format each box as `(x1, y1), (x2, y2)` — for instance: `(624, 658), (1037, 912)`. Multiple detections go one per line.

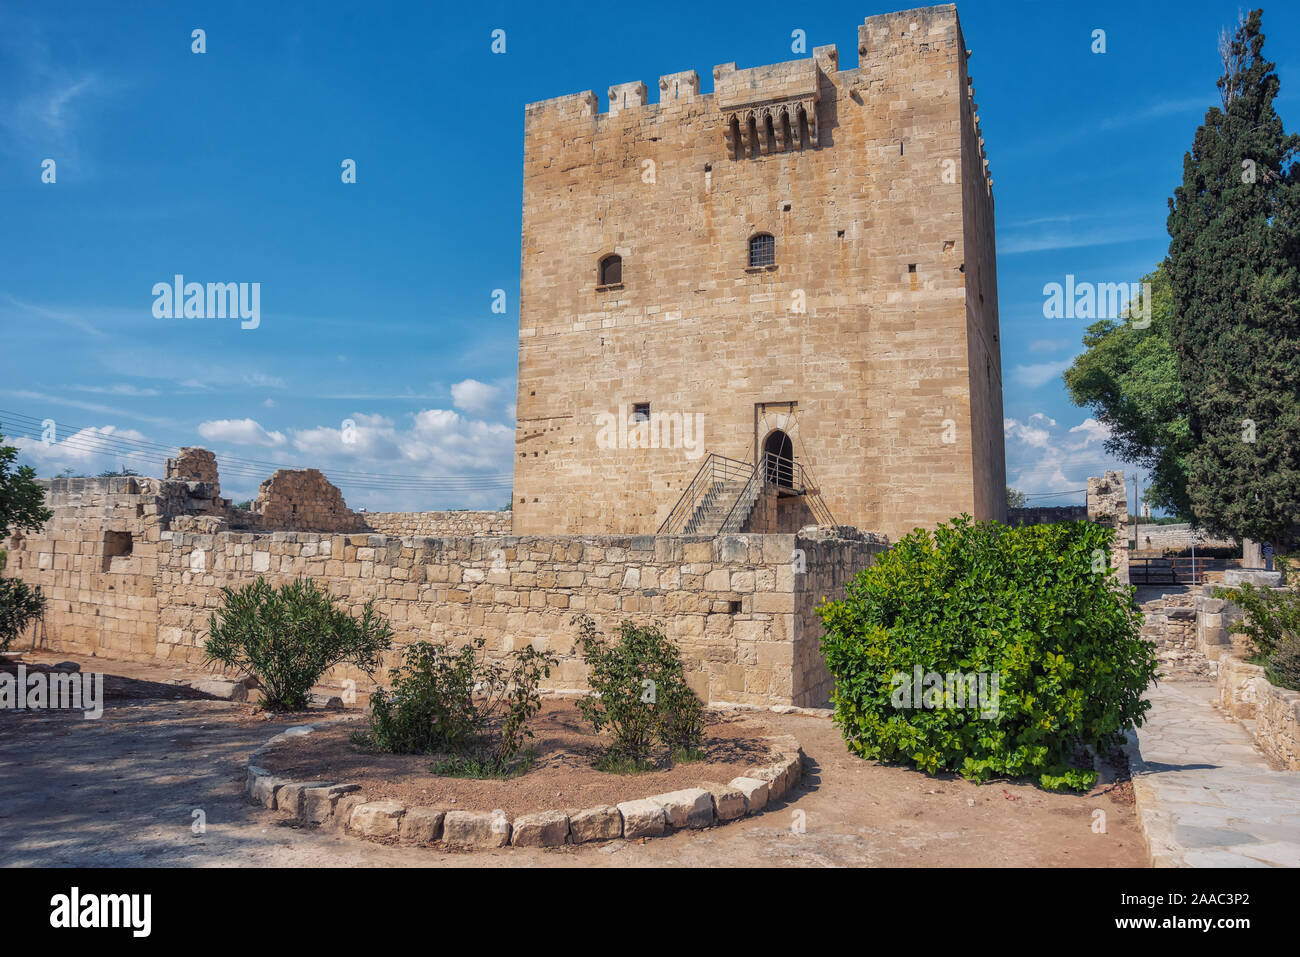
(682, 477), (753, 535)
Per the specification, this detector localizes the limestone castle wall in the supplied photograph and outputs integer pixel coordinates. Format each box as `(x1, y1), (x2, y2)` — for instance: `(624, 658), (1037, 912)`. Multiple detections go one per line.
(361, 511), (513, 537)
(513, 4), (1005, 543)
(4, 472), (885, 707)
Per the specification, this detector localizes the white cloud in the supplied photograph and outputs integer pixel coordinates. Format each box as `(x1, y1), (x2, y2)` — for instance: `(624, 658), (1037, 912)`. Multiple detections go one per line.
(13, 425), (158, 476)
(197, 418), (287, 448)
(1011, 359), (1073, 390)
(450, 379), (500, 417)
(1068, 417), (1110, 447)
(1004, 413), (1140, 501)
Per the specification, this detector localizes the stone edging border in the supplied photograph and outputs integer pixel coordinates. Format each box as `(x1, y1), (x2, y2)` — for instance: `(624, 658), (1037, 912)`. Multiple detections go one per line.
(245, 719), (805, 849)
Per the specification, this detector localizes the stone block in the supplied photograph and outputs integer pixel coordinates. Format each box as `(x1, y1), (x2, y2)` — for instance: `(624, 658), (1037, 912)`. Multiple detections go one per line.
(701, 781), (747, 821)
(730, 776), (769, 814)
(511, 810), (570, 847)
(568, 805), (622, 843)
(399, 806), (445, 844)
(648, 787), (714, 829)
(350, 800), (406, 838)
(616, 799), (666, 838)
(442, 810), (511, 847)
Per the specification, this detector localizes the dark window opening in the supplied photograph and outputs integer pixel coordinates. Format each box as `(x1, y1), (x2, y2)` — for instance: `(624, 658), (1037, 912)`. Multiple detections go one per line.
(749, 233), (775, 268)
(598, 254), (622, 286)
(728, 600), (742, 614)
(102, 530), (133, 572)
(631, 402), (651, 424)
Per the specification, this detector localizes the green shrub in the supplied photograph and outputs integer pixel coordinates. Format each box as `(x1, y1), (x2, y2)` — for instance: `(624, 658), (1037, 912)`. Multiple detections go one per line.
(1217, 558), (1300, 691)
(204, 576), (392, 711)
(359, 637), (556, 775)
(0, 434), (52, 653)
(573, 615), (706, 770)
(818, 515), (1155, 791)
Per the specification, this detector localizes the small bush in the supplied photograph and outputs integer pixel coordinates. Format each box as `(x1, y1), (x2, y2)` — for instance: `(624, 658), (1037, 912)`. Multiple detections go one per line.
(204, 576), (392, 711)
(0, 568), (44, 654)
(1217, 557), (1300, 691)
(573, 615), (706, 770)
(359, 636), (556, 775)
(818, 516), (1155, 791)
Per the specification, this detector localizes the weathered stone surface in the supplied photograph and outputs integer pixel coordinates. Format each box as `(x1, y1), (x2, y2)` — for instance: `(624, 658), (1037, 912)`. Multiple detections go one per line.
(568, 805), (622, 843)
(510, 810), (570, 847)
(730, 776), (769, 814)
(333, 793), (366, 830)
(309, 692), (345, 710)
(350, 800), (406, 837)
(399, 806), (445, 844)
(442, 810), (511, 847)
(251, 773), (287, 809)
(617, 799), (666, 838)
(276, 781), (331, 818)
(701, 781), (747, 821)
(648, 788), (714, 829)
(301, 783), (361, 824)
(191, 678), (247, 701)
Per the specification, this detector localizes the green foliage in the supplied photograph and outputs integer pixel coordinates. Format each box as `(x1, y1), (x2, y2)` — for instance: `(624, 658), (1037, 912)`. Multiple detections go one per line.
(1166, 10), (1300, 548)
(573, 615), (706, 770)
(0, 433), (53, 652)
(1217, 558), (1300, 691)
(359, 637), (556, 776)
(817, 516), (1157, 791)
(1064, 265), (1194, 517)
(204, 576), (392, 711)
(1006, 486), (1027, 509)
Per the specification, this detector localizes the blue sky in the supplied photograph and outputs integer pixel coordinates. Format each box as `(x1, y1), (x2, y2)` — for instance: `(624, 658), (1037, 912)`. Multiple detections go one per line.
(2, 0), (1297, 512)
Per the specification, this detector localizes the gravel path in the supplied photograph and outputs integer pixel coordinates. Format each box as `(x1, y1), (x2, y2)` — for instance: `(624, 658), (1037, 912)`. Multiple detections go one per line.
(0, 652), (1147, 867)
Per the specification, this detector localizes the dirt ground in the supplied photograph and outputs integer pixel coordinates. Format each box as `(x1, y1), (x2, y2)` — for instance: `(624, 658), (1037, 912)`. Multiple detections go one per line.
(0, 651), (1149, 867)
(263, 702), (777, 815)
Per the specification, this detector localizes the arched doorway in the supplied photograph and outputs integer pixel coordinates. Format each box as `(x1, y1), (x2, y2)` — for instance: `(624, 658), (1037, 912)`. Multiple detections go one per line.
(763, 430), (794, 489)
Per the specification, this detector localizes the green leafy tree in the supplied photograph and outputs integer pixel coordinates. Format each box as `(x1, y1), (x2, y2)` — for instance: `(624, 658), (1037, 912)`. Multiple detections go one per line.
(1166, 9), (1300, 548)
(204, 576), (393, 710)
(1064, 265), (1194, 517)
(0, 434), (53, 651)
(1005, 486), (1027, 509)
(819, 516), (1155, 791)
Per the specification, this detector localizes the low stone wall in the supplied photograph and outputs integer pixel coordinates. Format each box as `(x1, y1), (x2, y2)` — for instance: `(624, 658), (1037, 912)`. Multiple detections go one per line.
(361, 511), (513, 537)
(1139, 593), (1206, 680)
(6, 472), (886, 706)
(1006, 505), (1087, 526)
(1217, 655), (1300, 770)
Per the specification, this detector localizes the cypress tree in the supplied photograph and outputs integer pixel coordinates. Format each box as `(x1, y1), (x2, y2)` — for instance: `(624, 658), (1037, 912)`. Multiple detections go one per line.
(1165, 9), (1300, 549)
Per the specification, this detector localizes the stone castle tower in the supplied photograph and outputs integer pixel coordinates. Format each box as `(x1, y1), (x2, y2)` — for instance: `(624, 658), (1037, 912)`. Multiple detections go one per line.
(512, 4), (1005, 543)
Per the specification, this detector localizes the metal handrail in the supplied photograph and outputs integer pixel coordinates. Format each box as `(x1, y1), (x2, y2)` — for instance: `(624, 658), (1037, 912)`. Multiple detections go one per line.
(657, 453), (753, 535)
(660, 450), (840, 536)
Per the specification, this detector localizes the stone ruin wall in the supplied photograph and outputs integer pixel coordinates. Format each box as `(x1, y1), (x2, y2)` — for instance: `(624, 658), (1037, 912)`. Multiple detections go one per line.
(361, 511), (513, 537)
(2, 450), (885, 707)
(1139, 575), (1300, 769)
(1086, 470), (1129, 584)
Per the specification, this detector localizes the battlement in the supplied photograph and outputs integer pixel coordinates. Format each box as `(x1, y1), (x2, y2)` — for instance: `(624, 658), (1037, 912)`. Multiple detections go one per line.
(525, 4), (965, 119)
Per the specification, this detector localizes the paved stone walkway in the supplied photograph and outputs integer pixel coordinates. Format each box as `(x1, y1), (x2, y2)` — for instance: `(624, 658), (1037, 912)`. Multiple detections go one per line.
(1128, 681), (1300, 867)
